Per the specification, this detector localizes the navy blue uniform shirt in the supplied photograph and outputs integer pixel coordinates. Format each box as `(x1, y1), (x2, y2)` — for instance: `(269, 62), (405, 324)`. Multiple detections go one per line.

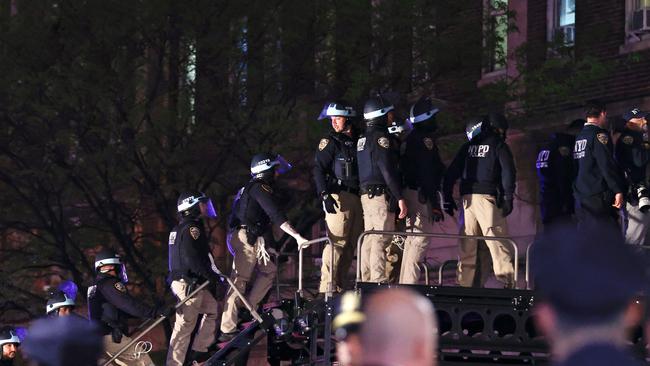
(313, 131), (359, 195)
(356, 126), (403, 200)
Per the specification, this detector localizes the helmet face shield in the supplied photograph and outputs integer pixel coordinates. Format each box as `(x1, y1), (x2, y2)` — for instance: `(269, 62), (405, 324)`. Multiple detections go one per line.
(273, 155), (292, 175)
(119, 264), (129, 284)
(199, 199), (218, 219)
(466, 121), (483, 141)
(318, 102), (356, 120)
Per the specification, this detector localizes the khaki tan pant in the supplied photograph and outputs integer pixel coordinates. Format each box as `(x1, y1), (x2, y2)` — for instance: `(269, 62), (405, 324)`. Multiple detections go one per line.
(220, 228), (276, 333)
(360, 193), (395, 282)
(102, 334), (154, 366)
(457, 194), (514, 287)
(399, 189), (434, 284)
(166, 280), (220, 366)
(320, 191), (363, 293)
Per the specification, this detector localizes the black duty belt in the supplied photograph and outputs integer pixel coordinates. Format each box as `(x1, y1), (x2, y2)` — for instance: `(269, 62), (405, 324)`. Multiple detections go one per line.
(360, 185), (387, 197)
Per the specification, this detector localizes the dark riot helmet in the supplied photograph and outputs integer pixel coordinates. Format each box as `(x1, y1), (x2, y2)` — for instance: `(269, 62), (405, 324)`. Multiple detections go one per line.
(408, 98), (440, 128)
(0, 326), (21, 348)
(250, 153), (292, 180)
(488, 112), (509, 139)
(465, 116), (487, 141)
(177, 191), (217, 219)
(363, 96), (394, 127)
(46, 290), (76, 316)
(94, 248), (129, 283)
(318, 101), (357, 120)
(332, 291), (366, 341)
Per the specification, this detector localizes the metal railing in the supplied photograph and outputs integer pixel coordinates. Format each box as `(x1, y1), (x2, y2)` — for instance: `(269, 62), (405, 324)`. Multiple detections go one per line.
(438, 259), (458, 285)
(297, 237), (332, 298)
(355, 230), (520, 289)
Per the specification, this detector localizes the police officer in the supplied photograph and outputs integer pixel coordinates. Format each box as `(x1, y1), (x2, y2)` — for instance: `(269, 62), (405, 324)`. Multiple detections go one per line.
(0, 327), (20, 366)
(219, 153), (308, 341)
(532, 224), (645, 366)
(332, 291), (365, 366)
(573, 101), (626, 227)
(167, 191), (222, 366)
(46, 280), (78, 317)
(87, 249), (160, 366)
(443, 116), (516, 288)
(617, 108), (650, 245)
(536, 119), (585, 225)
(398, 98), (445, 284)
(357, 96), (408, 283)
(314, 102), (364, 295)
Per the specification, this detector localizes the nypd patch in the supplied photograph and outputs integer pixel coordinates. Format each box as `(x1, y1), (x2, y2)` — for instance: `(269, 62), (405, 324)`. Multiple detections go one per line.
(423, 137), (434, 151)
(189, 226), (200, 240)
(378, 137), (390, 149)
(114, 282), (126, 293)
(622, 135), (634, 145)
(168, 231), (177, 246)
(597, 133), (609, 145)
(318, 138), (329, 151)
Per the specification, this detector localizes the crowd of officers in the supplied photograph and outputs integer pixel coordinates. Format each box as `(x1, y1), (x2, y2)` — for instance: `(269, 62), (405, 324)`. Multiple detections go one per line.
(3, 97), (648, 366)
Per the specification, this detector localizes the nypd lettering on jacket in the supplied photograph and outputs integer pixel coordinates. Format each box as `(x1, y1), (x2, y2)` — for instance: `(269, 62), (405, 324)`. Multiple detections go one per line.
(573, 139), (587, 159)
(536, 150), (550, 169)
(468, 144), (490, 158)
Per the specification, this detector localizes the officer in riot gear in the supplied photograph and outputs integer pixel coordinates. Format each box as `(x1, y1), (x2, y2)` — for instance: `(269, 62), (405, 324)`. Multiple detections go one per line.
(46, 280), (79, 317)
(398, 98), (445, 284)
(443, 116), (516, 288)
(87, 248), (161, 366)
(167, 191), (222, 366)
(313, 101), (364, 295)
(357, 96), (408, 283)
(536, 119), (584, 225)
(0, 327), (20, 366)
(573, 101), (626, 227)
(617, 108), (650, 245)
(220, 153), (308, 341)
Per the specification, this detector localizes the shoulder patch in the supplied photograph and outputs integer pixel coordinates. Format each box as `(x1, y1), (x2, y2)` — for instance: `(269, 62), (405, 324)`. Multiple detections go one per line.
(260, 184), (273, 194)
(596, 132), (609, 145)
(189, 226), (200, 240)
(423, 137), (434, 151)
(558, 146), (571, 157)
(318, 138), (329, 151)
(114, 282), (126, 293)
(622, 135), (634, 145)
(168, 231), (177, 245)
(378, 137), (390, 149)
(357, 137), (366, 151)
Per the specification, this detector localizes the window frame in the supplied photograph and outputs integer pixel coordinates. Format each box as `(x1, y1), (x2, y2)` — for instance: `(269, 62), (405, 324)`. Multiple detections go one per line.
(621, 0), (650, 54)
(482, 0), (509, 77)
(546, 0), (576, 47)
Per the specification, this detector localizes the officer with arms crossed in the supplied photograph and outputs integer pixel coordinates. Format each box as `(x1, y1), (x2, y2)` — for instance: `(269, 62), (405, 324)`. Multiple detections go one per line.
(572, 100), (626, 227)
(536, 119), (584, 226)
(616, 108), (650, 244)
(219, 153), (308, 341)
(357, 96), (408, 283)
(314, 101), (364, 295)
(88, 249), (162, 366)
(443, 115), (516, 288)
(167, 191), (223, 365)
(0, 327), (20, 366)
(399, 98), (445, 284)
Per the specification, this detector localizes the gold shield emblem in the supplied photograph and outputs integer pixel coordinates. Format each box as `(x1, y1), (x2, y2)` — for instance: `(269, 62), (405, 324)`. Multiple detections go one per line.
(378, 137), (390, 149)
(596, 133), (609, 145)
(318, 138), (329, 151)
(189, 226), (200, 240)
(622, 135), (634, 145)
(423, 137), (434, 151)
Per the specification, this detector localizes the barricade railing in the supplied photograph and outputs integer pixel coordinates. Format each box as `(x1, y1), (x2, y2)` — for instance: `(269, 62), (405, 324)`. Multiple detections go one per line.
(438, 259), (458, 285)
(355, 230), (520, 289)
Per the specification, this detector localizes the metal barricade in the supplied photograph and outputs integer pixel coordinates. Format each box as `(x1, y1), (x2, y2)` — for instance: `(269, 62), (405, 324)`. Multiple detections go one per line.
(355, 230), (520, 288)
(297, 237), (332, 297)
(438, 259), (458, 285)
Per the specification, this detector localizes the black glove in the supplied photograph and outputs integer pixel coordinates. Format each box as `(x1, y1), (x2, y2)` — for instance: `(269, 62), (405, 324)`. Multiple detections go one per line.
(443, 196), (458, 216)
(111, 328), (123, 344)
(322, 193), (338, 214)
(502, 198), (514, 217)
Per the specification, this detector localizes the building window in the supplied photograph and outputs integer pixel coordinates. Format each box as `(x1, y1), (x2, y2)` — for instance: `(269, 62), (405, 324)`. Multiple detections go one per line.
(483, 0), (508, 74)
(548, 0), (575, 46)
(626, 0), (650, 43)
